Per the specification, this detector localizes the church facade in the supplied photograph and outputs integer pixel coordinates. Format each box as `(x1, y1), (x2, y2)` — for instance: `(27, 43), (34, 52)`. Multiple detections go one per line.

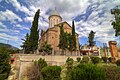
(39, 10), (79, 55)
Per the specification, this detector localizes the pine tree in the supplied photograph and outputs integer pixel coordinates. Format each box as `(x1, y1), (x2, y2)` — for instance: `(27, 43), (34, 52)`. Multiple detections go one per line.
(29, 9), (40, 53)
(21, 33), (30, 54)
(72, 20), (76, 51)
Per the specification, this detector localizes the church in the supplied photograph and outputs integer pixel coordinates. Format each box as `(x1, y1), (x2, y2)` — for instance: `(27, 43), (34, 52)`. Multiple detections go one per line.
(39, 10), (79, 55)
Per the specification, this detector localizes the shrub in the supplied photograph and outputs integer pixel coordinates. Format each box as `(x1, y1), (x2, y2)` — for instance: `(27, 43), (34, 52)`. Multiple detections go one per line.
(66, 57), (74, 80)
(0, 48), (11, 80)
(102, 57), (108, 63)
(116, 59), (120, 66)
(66, 57), (74, 67)
(41, 66), (61, 80)
(90, 56), (100, 64)
(37, 58), (47, 69)
(70, 63), (106, 80)
(34, 58), (47, 80)
(22, 63), (40, 80)
(103, 65), (120, 80)
(76, 57), (81, 62)
(81, 56), (89, 63)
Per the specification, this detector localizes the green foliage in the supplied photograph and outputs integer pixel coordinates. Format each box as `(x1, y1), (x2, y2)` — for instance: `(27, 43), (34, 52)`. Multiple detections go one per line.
(103, 65), (120, 80)
(58, 21), (77, 54)
(29, 9), (40, 53)
(66, 57), (74, 69)
(41, 66), (61, 80)
(70, 63), (106, 80)
(76, 57), (81, 62)
(66, 57), (74, 80)
(88, 30), (96, 46)
(39, 42), (52, 55)
(111, 6), (120, 37)
(116, 59), (120, 66)
(33, 58), (47, 80)
(21, 33), (30, 54)
(71, 20), (76, 51)
(0, 47), (11, 80)
(81, 56), (90, 63)
(37, 58), (47, 69)
(102, 57), (108, 63)
(90, 56), (100, 64)
(58, 24), (67, 54)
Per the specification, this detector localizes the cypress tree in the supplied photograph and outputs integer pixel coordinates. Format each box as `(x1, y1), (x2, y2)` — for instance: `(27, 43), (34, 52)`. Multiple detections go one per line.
(29, 9), (40, 53)
(88, 30), (96, 46)
(72, 20), (76, 51)
(58, 24), (67, 54)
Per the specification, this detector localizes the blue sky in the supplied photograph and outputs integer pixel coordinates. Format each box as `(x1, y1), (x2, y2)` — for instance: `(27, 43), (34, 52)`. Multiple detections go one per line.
(0, 0), (120, 48)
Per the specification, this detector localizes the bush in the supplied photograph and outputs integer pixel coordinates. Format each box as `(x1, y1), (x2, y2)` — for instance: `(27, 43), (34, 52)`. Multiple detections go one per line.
(81, 56), (89, 63)
(41, 66), (61, 80)
(76, 57), (81, 62)
(116, 59), (120, 66)
(66, 57), (74, 80)
(90, 56), (100, 64)
(103, 65), (120, 80)
(37, 58), (47, 69)
(70, 63), (106, 80)
(22, 63), (40, 80)
(0, 47), (11, 80)
(102, 57), (108, 63)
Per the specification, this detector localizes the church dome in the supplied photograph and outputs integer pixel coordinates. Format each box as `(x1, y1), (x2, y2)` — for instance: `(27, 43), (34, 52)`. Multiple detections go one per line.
(50, 9), (60, 16)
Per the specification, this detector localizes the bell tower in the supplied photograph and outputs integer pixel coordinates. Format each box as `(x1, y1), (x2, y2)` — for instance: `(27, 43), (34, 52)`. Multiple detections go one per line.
(49, 9), (62, 28)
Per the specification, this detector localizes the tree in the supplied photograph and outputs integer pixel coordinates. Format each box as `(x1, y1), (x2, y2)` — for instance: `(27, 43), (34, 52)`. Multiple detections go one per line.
(111, 6), (120, 37)
(0, 47), (11, 80)
(67, 33), (73, 54)
(71, 20), (76, 51)
(88, 30), (96, 46)
(58, 24), (68, 55)
(39, 42), (52, 55)
(67, 21), (77, 54)
(21, 33), (30, 54)
(111, 6), (120, 45)
(29, 9), (40, 53)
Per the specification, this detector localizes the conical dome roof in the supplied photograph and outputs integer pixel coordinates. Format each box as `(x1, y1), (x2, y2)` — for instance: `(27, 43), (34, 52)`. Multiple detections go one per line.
(50, 9), (60, 16)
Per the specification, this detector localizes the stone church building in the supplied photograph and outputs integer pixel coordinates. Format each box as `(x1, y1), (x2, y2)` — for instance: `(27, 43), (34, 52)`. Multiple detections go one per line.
(39, 10), (79, 55)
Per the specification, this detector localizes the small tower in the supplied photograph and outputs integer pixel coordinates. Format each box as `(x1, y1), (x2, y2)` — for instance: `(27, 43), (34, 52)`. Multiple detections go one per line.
(49, 9), (62, 28)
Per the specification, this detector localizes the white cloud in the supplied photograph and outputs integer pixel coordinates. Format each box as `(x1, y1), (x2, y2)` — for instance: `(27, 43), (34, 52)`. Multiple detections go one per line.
(0, 22), (9, 32)
(16, 24), (30, 30)
(7, 0), (31, 16)
(2, 0), (120, 47)
(0, 33), (19, 41)
(75, 0), (120, 44)
(0, 9), (22, 23)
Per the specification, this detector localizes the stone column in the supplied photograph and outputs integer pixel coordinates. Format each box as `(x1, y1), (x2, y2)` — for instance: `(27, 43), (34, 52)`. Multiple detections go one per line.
(109, 41), (118, 57)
